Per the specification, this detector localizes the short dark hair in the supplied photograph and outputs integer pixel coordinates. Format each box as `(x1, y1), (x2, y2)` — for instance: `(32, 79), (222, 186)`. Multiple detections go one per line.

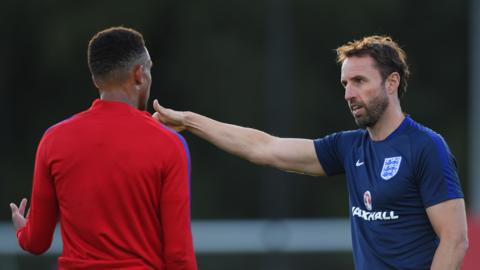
(336, 35), (410, 98)
(88, 26), (146, 79)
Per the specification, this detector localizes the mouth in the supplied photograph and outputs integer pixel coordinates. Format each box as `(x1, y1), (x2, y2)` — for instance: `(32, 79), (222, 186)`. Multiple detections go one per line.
(350, 104), (363, 117)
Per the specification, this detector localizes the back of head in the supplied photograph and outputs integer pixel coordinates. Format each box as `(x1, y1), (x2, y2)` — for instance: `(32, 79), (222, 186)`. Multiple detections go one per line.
(336, 35), (410, 98)
(88, 26), (146, 84)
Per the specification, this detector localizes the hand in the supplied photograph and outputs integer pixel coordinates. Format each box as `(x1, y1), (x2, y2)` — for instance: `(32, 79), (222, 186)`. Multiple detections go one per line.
(152, 99), (187, 132)
(10, 198), (29, 231)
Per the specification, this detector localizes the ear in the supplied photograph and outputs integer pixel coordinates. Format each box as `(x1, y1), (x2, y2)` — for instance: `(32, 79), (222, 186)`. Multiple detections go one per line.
(133, 64), (144, 85)
(91, 75), (99, 89)
(386, 72), (400, 95)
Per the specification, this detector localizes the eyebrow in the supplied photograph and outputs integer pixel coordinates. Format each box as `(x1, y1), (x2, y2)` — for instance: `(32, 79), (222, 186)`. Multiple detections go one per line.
(340, 75), (367, 86)
(351, 75), (367, 80)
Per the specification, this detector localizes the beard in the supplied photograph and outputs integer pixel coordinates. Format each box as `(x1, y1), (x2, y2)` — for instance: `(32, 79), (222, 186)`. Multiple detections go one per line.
(351, 88), (389, 129)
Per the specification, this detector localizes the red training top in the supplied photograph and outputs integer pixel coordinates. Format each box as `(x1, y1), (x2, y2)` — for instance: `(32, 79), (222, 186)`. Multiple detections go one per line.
(16, 99), (197, 270)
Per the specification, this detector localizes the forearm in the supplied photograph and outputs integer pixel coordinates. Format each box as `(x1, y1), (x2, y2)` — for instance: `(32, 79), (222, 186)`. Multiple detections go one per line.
(430, 238), (468, 270)
(162, 143), (197, 270)
(17, 138), (58, 255)
(154, 101), (324, 175)
(183, 111), (273, 164)
(162, 200), (197, 270)
(427, 199), (468, 270)
(17, 193), (58, 254)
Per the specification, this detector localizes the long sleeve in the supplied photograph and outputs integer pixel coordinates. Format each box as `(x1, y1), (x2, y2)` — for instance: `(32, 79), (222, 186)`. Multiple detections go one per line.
(160, 134), (197, 270)
(17, 134), (59, 254)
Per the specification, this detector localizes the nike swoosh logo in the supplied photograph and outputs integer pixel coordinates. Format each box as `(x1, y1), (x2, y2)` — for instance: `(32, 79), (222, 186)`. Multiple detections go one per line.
(356, 160), (364, 167)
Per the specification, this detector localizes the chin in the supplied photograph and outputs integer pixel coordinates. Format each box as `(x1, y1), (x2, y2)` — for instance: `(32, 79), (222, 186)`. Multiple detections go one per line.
(354, 117), (375, 129)
(353, 116), (365, 128)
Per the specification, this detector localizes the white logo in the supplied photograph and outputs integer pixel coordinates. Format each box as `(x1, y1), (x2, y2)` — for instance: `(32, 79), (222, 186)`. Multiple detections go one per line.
(351, 207), (399, 221)
(380, 156), (402, 180)
(363, 191), (372, 210)
(356, 160), (364, 167)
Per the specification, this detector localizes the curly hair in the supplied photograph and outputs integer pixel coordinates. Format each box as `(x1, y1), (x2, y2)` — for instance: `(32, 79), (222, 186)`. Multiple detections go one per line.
(336, 36), (410, 98)
(88, 26), (146, 80)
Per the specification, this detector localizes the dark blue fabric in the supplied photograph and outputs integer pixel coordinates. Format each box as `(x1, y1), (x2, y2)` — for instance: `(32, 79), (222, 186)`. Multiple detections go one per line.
(314, 116), (464, 270)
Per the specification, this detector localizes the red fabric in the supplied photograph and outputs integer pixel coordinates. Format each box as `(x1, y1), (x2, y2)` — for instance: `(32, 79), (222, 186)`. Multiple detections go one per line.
(17, 99), (197, 270)
(462, 215), (480, 270)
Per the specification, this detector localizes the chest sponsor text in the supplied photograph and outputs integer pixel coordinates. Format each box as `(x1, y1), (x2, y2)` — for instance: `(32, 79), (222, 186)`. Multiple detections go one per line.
(351, 206), (399, 221)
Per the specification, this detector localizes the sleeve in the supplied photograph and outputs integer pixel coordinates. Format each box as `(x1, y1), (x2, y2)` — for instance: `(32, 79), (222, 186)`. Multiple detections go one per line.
(160, 134), (197, 270)
(17, 134), (59, 255)
(313, 132), (346, 176)
(416, 133), (464, 208)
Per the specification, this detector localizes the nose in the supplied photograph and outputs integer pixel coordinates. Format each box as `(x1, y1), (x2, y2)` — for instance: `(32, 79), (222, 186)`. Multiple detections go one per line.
(344, 85), (357, 102)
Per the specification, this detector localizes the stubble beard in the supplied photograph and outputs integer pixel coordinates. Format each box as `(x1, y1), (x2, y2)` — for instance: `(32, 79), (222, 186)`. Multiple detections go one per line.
(353, 89), (389, 129)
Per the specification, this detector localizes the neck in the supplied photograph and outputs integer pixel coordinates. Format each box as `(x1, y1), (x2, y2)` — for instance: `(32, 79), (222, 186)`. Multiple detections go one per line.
(367, 103), (405, 141)
(100, 89), (140, 109)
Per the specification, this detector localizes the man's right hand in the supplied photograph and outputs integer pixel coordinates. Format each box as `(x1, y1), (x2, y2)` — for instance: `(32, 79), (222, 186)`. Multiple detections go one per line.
(152, 99), (188, 132)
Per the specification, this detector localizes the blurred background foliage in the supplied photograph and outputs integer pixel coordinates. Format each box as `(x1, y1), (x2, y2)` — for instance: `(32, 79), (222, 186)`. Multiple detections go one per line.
(0, 0), (468, 219)
(0, 0), (469, 268)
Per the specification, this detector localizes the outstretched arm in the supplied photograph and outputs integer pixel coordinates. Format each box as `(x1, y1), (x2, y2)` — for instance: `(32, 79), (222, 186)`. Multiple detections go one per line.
(153, 100), (326, 176)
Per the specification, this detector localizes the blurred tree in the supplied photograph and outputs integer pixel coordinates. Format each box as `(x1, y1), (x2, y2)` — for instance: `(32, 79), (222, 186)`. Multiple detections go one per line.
(0, 0), (468, 222)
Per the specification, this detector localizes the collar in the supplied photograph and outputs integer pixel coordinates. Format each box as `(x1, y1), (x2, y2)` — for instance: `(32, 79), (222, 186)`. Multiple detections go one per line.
(89, 99), (144, 114)
(369, 115), (412, 143)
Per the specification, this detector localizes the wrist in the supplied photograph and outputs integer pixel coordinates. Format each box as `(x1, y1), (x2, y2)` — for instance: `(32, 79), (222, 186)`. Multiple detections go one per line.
(183, 111), (194, 131)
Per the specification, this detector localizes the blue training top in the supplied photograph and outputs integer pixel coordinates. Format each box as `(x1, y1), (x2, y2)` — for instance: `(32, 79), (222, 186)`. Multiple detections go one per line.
(314, 116), (464, 270)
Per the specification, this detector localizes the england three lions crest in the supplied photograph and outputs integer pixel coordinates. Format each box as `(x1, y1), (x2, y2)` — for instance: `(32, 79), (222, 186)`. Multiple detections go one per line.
(380, 156), (402, 180)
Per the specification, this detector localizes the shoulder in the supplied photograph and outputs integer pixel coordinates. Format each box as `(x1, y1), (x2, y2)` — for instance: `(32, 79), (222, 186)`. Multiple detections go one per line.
(35, 110), (93, 155)
(403, 119), (456, 169)
(146, 117), (191, 169)
(317, 129), (366, 145)
(405, 119), (451, 152)
(314, 128), (365, 156)
(142, 114), (189, 152)
(41, 112), (87, 141)
(339, 129), (366, 140)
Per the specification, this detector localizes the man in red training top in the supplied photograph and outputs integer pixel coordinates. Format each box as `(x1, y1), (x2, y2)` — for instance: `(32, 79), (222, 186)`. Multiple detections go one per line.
(9, 26), (197, 270)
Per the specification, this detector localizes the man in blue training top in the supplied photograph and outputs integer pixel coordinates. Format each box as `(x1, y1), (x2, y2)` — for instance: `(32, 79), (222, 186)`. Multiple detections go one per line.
(151, 35), (468, 270)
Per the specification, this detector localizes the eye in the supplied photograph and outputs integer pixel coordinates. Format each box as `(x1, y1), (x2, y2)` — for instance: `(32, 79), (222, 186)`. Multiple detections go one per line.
(353, 77), (366, 85)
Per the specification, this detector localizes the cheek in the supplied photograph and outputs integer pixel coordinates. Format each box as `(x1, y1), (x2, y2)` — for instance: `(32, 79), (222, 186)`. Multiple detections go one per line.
(147, 73), (152, 86)
(142, 72), (152, 88)
(362, 85), (381, 99)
